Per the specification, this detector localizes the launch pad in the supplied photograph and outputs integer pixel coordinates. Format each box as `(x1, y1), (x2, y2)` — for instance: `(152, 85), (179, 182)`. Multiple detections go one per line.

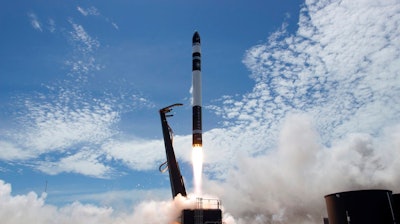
(181, 198), (222, 224)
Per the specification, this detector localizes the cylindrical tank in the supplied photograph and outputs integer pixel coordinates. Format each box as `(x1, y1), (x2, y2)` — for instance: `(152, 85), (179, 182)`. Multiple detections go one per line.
(393, 193), (400, 222)
(324, 189), (397, 224)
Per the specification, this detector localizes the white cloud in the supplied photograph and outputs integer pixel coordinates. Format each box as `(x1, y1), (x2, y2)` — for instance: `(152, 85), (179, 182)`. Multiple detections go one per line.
(0, 179), (115, 224)
(18, 91), (119, 153)
(111, 22), (119, 30)
(0, 180), (209, 224)
(28, 12), (42, 32)
(101, 133), (193, 172)
(102, 138), (165, 171)
(0, 141), (35, 160)
(36, 149), (113, 178)
(77, 6), (100, 16)
(11, 84), (120, 177)
(77, 6), (119, 30)
(69, 20), (100, 53)
(209, 0), (400, 163)
(4, 18), (154, 177)
(47, 18), (56, 33)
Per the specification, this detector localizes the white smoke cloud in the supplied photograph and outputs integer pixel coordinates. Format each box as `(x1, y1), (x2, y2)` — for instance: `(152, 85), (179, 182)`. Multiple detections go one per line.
(0, 180), (202, 224)
(204, 115), (400, 223)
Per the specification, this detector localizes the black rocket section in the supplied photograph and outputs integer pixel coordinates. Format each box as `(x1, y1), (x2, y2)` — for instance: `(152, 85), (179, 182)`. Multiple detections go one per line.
(192, 31), (202, 147)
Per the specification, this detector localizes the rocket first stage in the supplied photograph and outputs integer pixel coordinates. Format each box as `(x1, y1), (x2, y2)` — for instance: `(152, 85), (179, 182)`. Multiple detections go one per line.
(192, 31), (202, 147)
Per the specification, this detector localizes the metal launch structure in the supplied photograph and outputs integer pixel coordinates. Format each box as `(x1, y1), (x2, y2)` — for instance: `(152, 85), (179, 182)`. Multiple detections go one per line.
(159, 104), (222, 224)
(159, 103), (187, 198)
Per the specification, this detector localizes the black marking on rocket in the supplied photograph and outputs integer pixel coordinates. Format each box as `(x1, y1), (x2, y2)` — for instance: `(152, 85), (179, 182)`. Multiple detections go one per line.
(192, 52), (201, 71)
(192, 105), (202, 146)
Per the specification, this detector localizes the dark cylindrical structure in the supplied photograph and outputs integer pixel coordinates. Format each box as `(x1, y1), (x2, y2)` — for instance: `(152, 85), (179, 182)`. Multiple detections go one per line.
(325, 190), (397, 224)
(393, 193), (400, 222)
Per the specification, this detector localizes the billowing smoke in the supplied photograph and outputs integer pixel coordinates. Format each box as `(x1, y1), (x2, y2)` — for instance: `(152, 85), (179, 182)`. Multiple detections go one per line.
(0, 180), (201, 224)
(204, 115), (400, 223)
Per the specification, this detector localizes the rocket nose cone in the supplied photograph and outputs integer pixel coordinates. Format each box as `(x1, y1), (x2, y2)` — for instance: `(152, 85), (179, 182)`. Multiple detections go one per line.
(192, 31), (200, 44)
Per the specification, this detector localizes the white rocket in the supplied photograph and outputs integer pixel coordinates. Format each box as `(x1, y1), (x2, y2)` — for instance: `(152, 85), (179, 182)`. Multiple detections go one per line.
(192, 31), (202, 147)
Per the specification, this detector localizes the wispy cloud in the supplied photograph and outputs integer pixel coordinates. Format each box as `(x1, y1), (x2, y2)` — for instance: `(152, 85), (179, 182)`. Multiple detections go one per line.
(28, 12), (42, 32)
(77, 6), (119, 30)
(69, 19), (100, 53)
(111, 22), (119, 30)
(102, 139), (164, 171)
(47, 18), (56, 33)
(4, 19), (151, 177)
(208, 0), (400, 163)
(36, 149), (113, 178)
(77, 6), (100, 16)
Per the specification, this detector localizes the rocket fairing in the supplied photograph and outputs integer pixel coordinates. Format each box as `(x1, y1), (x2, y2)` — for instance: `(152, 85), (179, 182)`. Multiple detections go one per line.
(192, 31), (202, 147)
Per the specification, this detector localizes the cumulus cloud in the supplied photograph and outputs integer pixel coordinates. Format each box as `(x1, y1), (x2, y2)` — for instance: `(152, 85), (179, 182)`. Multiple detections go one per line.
(0, 180), (206, 224)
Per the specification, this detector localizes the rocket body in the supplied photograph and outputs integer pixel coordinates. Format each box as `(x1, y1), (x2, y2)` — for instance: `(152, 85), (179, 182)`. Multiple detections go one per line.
(192, 32), (202, 147)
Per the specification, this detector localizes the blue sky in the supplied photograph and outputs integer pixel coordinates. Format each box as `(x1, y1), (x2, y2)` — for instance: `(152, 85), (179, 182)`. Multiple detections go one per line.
(1, 0), (400, 223)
